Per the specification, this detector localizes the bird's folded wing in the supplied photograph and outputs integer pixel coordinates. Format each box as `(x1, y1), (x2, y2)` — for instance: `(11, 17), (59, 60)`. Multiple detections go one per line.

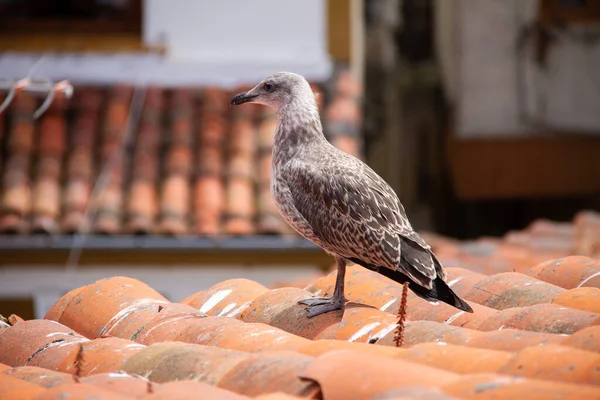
(284, 162), (436, 284)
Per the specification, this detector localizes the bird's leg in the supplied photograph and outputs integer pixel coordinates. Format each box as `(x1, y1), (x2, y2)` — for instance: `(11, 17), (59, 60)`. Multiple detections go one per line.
(298, 257), (348, 318)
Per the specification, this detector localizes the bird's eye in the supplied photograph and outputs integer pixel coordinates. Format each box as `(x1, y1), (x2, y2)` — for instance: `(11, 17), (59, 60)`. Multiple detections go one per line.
(264, 82), (274, 92)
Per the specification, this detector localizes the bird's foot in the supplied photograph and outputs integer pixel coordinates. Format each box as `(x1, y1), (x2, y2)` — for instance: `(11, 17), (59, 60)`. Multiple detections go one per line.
(298, 296), (333, 306)
(298, 296), (346, 318)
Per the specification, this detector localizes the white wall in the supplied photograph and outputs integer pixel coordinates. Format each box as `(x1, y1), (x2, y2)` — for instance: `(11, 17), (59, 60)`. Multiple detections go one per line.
(0, 0), (332, 87)
(437, 0), (600, 137)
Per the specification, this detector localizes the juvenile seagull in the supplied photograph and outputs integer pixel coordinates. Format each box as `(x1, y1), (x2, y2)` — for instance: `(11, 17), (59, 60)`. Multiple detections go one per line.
(230, 72), (473, 317)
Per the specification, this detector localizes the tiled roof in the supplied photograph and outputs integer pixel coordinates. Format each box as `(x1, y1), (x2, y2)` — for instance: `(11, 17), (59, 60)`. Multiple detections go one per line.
(1, 212), (600, 398)
(0, 68), (362, 236)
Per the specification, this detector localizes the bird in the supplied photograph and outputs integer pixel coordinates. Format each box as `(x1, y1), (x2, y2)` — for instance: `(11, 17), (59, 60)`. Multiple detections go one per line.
(230, 72), (473, 318)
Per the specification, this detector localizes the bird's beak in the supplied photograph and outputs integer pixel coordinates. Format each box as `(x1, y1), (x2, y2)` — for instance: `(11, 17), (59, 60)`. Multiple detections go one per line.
(230, 90), (258, 106)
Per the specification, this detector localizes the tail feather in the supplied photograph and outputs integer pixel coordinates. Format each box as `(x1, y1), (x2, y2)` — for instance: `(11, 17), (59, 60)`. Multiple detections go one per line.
(348, 256), (474, 313)
(376, 265), (474, 313)
(409, 275), (473, 313)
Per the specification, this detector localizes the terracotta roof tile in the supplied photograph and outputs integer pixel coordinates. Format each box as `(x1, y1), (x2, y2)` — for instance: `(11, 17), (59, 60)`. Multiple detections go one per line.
(36, 382), (134, 400)
(326, 306), (397, 343)
(239, 287), (343, 339)
(497, 344), (600, 386)
(180, 278), (269, 317)
(552, 287), (600, 313)
(477, 303), (600, 334)
(441, 373), (600, 400)
(575, 210), (600, 256)
(395, 342), (514, 374)
(0, 374), (46, 399)
(462, 272), (565, 310)
(462, 328), (565, 352)
(0, 319), (86, 367)
(128, 303), (206, 345)
(202, 318), (312, 353)
(125, 88), (163, 234)
(50, 276), (169, 339)
(373, 386), (461, 400)
(253, 394), (308, 400)
(5, 211), (600, 396)
(0, 319), (144, 376)
(79, 372), (155, 398)
(121, 342), (248, 385)
(0, 67), (362, 236)
(297, 338), (405, 358)
(302, 350), (459, 400)
(0, 92), (36, 234)
(2, 366), (73, 388)
(561, 326), (600, 352)
(526, 256), (600, 289)
(216, 351), (318, 397)
(139, 380), (249, 400)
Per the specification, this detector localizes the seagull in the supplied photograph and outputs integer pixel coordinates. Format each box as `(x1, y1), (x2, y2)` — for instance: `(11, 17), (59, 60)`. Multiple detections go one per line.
(230, 72), (473, 318)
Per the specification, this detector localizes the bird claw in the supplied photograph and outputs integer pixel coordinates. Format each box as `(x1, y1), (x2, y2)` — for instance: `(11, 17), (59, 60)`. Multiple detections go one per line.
(298, 296), (346, 318)
(298, 296), (333, 306)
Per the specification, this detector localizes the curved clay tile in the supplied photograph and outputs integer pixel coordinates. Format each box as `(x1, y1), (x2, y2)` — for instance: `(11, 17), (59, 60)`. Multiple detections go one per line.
(213, 321), (312, 353)
(0, 319), (87, 367)
(126, 88), (163, 234)
(442, 373), (600, 400)
(217, 351), (318, 397)
(497, 344), (600, 386)
(239, 287), (343, 339)
(81, 372), (157, 398)
(0, 92), (36, 233)
(477, 303), (600, 334)
(443, 267), (487, 297)
(526, 256), (600, 289)
(94, 86), (133, 235)
(139, 380), (249, 400)
(223, 105), (256, 235)
(396, 342), (514, 375)
(158, 89), (194, 235)
(0, 375), (46, 399)
(194, 89), (227, 235)
(51, 276), (168, 339)
(574, 211), (600, 256)
(552, 287), (600, 314)
(37, 383), (133, 400)
(562, 326), (600, 353)
(1, 366), (73, 388)
(32, 98), (67, 234)
(181, 278), (268, 317)
(463, 272), (566, 310)
(127, 303), (206, 345)
(122, 342), (250, 385)
(301, 350), (458, 400)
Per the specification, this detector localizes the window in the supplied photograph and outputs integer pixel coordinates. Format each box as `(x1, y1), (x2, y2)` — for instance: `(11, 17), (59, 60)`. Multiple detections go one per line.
(0, 0), (144, 52)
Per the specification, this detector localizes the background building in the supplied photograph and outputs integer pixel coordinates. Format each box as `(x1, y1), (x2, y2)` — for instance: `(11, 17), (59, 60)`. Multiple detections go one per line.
(0, 0), (598, 319)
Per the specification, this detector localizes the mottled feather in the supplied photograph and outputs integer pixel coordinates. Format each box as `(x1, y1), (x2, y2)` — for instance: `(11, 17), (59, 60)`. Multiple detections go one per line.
(279, 153), (442, 289)
(234, 71), (469, 312)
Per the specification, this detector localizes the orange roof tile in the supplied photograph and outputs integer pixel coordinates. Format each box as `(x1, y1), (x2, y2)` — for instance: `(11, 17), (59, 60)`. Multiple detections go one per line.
(138, 380), (249, 400)
(2, 366), (73, 388)
(3, 213), (600, 397)
(0, 374), (46, 399)
(0, 68), (359, 236)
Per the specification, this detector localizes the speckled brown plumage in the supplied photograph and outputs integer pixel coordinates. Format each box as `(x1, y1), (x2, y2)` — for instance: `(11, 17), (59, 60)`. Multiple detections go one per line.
(231, 72), (473, 317)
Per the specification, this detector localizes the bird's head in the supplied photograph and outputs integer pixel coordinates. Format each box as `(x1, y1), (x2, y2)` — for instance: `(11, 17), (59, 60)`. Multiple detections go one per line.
(230, 72), (315, 113)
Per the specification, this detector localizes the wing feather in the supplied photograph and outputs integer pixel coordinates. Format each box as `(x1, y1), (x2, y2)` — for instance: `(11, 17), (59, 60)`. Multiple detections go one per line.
(284, 159), (437, 288)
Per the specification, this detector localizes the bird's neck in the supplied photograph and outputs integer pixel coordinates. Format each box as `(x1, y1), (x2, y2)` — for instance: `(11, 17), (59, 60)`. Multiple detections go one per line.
(274, 98), (327, 154)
